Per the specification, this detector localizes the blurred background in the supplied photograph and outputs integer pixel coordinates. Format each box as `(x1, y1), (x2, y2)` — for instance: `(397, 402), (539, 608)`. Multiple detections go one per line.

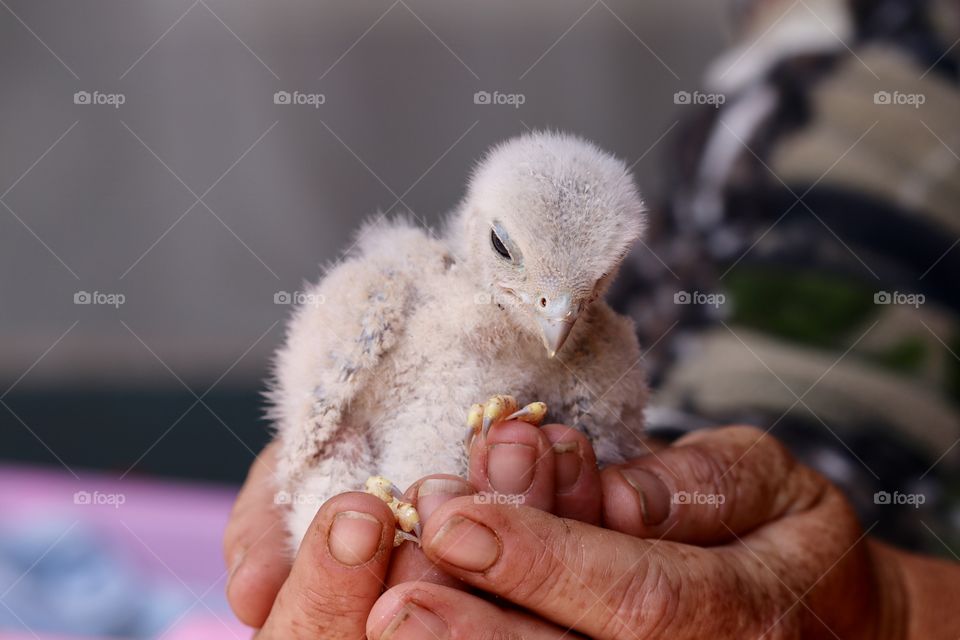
(0, 0), (957, 637)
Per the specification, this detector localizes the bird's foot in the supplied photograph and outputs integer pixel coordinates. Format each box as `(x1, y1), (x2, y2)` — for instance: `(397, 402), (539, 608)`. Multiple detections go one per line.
(365, 476), (422, 547)
(465, 394), (548, 448)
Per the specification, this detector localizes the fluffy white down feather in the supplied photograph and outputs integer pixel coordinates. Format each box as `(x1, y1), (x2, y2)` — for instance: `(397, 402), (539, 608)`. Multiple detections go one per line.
(270, 131), (649, 550)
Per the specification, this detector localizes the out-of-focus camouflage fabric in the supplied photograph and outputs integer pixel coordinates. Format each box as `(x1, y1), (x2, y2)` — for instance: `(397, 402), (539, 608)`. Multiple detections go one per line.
(614, 0), (960, 556)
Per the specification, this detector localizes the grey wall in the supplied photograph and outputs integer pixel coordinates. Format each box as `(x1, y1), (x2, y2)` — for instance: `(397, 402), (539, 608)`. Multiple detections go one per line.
(1, 0), (730, 388)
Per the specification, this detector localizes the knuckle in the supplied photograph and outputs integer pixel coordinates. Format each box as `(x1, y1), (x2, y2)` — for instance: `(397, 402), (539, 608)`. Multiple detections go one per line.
(725, 552), (802, 637)
(679, 443), (729, 486)
(293, 583), (368, 629)
(720, 426), (794, 470)
(598, 560), (681, 638)
(495, 517), (577, 608)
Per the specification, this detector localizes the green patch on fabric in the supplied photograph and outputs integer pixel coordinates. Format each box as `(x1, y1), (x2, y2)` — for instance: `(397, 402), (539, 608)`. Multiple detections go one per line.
(726, 268), (877, 347)
(950, 335), (960, 404)
(872, 338), (928, 375)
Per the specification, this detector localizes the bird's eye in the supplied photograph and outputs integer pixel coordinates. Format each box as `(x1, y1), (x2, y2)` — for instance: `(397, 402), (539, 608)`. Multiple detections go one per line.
(491, 229), (511, 260)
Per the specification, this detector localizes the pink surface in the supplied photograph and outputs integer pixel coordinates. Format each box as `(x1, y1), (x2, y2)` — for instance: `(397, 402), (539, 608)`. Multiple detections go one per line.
(0, 464), (251, 639)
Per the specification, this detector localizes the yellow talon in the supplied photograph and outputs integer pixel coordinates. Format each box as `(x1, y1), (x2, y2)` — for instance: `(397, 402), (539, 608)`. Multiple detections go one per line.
(396, 502), (420, 533)
(482, 395), (519, 433)
(507, 401), (548, 426)
(365, 475), (395, 502)
(364, 475), (422, 547)
(465, 396), (549, 449)
(467, 403), (484, 433)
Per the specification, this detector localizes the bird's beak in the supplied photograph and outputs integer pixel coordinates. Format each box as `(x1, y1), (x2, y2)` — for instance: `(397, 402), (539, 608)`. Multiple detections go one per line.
(538, 316), (576, 358)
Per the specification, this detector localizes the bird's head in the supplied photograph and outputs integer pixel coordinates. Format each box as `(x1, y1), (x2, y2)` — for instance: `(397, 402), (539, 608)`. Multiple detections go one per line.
(453, 131), (645, 358)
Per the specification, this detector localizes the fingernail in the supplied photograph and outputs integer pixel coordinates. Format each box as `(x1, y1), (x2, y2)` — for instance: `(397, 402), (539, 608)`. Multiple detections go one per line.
(417, 478), (473, 522)
(487, 443), (536, 495)
(382, 603), (449, 640)
(553, 441), (582, 492)
(328, 510), (383, 566)
(620, 468), (671, 526)
(428, 515), (500, 571)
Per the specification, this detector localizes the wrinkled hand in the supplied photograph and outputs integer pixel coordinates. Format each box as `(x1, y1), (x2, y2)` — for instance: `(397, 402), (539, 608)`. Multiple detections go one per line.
(371, 426), (900, 639)
(223, 422), (603, 637)
(226, 425), (959, 639)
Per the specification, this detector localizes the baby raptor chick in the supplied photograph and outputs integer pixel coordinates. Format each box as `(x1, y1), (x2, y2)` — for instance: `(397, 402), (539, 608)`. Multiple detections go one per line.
(271, 131), (650, 549)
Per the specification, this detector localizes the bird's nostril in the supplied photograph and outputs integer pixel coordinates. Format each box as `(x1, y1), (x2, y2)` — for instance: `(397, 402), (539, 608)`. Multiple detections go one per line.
(539, 297), (548, 308)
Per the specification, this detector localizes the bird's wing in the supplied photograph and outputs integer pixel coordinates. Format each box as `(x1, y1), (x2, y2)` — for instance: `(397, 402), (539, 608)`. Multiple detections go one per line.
(269, 217), (443, 488)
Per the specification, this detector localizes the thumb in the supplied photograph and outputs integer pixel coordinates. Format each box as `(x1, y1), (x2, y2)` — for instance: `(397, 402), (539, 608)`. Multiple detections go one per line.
(601, 425), (827, 543)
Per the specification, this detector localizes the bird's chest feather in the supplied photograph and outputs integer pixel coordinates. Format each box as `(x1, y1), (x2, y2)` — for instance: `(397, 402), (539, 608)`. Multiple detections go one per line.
(343, 265), (645, 488)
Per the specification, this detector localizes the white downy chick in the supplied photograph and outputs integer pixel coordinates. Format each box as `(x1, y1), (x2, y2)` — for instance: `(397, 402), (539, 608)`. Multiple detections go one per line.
(271, 131), (650, 549)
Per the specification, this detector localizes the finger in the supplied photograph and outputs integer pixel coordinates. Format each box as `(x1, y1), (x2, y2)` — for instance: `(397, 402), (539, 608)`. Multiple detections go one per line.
(257, 492), (395, 639)
(224, 441), (291, 628)
(469, 420), (555, 512)
(420, 498), (756, 640)
(600, 425), (828, 543)
(385, 475), (475, 589)
(540, 424), (601, 524)
(367, 582), (586, 640)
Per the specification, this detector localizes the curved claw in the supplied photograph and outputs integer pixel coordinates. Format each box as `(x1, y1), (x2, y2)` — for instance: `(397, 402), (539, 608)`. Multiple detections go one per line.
(465, 396), (549, 447)
(482, 395), (519, 436)
(366, 476), (423, 547)
(394, 530), (421, 546)
(505, 401), (548, 426)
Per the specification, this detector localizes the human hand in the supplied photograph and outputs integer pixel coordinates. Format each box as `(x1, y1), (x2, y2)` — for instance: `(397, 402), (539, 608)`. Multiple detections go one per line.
(223, 421), (607, 635)
(223, 441), (397, 638)
(366, 426), (929, 639)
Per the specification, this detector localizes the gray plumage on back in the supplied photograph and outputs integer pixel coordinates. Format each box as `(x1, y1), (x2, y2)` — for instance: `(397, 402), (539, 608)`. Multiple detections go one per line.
(270, 131), (649, 548)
